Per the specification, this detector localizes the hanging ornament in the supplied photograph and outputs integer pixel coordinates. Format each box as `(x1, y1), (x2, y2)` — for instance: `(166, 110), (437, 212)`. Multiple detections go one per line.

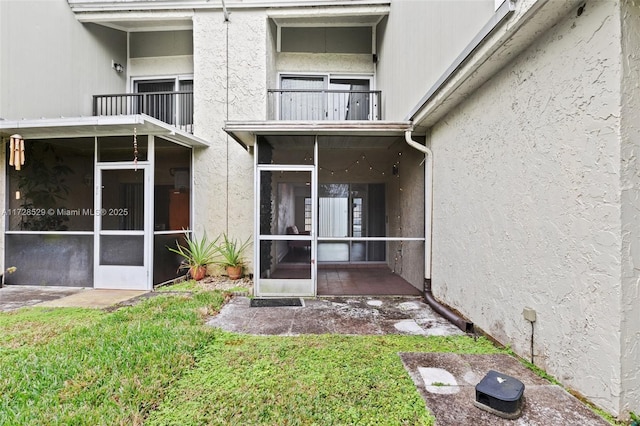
(133, 127), (138, 171)
(9, 134), (25, 171)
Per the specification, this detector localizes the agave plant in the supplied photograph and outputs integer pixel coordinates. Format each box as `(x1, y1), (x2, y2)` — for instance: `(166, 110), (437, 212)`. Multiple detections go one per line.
(213, 233), (252, 280)
(167, 231), (218, 280)
(214, 233), (252, 268)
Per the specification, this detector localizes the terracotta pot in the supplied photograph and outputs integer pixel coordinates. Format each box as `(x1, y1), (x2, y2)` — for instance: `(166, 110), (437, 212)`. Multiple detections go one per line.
(226, 265), (243, 280)
(190, 265), (207, 281)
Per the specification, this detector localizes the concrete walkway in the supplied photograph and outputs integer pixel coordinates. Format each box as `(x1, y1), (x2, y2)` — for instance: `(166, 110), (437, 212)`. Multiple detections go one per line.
(0, 285), (147, 311)
(401, 353), (609, 425)
(36, 289), (147, 309)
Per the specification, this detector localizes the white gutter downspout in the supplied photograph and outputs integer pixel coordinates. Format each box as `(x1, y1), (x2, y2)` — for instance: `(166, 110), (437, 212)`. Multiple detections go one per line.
(404, 131), (432, 281)
(401, 1), (518, 334)
(405, 130), (473, 332)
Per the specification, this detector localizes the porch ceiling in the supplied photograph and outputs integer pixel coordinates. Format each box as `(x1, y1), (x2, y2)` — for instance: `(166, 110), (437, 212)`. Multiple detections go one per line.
(0, 115), (209, 148)
(223, 120), (413, 149)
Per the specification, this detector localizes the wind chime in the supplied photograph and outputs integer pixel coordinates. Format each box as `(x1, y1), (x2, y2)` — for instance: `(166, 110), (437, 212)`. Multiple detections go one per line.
(133, 127), (138, 171)
(8, 134), (25, 171)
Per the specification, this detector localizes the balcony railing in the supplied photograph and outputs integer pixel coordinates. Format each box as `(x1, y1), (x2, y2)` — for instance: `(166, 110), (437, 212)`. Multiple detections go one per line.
(93, 91), (194, 133)
(267, 89), (382, 121)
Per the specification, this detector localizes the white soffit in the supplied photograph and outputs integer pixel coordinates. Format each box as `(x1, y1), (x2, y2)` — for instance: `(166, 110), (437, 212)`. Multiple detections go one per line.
(0, 115), (209, 148)
(73, 10), (194, 32)
(268, 5), (389, 26)
(224, 120), (412, 148)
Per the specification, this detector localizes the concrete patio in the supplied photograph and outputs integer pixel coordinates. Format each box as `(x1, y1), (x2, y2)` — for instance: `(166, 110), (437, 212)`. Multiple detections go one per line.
(207, 296), (463, 336)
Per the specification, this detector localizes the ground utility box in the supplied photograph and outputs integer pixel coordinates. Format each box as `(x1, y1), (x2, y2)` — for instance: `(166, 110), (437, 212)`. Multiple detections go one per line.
(474, 370), (525, 419)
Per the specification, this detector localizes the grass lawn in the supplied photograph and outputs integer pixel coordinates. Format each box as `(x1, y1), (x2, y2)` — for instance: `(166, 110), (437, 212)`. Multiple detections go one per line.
(0, 288), (504, 425)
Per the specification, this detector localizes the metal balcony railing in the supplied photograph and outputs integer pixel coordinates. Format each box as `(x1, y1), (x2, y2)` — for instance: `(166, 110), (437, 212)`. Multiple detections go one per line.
(93, 91), (194, 133)
(267, 89), (382, 121)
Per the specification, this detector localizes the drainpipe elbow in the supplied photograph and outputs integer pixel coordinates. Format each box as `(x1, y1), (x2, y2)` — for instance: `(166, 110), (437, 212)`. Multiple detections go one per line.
(404, 130), (432, 158)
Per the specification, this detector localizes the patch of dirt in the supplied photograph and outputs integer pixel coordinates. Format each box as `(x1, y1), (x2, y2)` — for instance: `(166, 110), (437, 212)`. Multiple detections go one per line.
(194, 275), (253, 294)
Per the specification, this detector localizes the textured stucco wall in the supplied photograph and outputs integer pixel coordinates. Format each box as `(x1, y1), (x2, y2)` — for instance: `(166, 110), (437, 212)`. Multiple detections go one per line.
(620, 0), (640, 417)
(193, 10), (265, 270)
(430, 0), (624, 414)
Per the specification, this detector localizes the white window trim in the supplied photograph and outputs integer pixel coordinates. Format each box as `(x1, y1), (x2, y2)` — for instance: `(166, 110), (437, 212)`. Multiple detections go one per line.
(130, 74), (194, 93)
(278, 72), (374, 90)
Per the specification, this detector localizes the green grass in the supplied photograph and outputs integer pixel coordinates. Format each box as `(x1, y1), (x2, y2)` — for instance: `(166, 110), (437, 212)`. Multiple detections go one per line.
(146, 333), (500, 426)
(0, 290), (502, 425)
(0, 292), (224, 426)
(155, 279), (201, 292)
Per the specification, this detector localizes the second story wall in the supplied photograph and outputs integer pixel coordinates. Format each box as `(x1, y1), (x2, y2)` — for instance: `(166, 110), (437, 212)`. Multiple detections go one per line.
(274, 24), (374, 76)
(191, 9), (266, 245)
(0, 0), (126, 120)
(128, 30), (194, 85)
(376, 0), (495, 121)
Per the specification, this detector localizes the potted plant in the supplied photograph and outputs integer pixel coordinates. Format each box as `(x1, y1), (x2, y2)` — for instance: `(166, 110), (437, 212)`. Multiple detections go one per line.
(214, 233), (252, 280)
(167, 232), (218, 281)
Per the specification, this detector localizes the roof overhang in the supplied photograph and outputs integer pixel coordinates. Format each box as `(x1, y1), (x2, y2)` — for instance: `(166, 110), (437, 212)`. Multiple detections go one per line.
(68, 1), (389, 31)
(0, 115), (209, 148)
(68, 0), (390, 13)
(406, 0), (584, 132)
(224, 120), (413, 149)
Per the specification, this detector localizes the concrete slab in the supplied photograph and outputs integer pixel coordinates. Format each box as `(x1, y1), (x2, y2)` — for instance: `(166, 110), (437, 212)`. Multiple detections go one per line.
(35, 289), (148, 309)
(206, 296), (465, 336)
(0, 285), (84, 311)
(400, 353), (609, 425)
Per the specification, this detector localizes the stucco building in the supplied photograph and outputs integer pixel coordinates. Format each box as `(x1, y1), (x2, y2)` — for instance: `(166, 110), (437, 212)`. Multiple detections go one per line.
(1, 0), (638, 420)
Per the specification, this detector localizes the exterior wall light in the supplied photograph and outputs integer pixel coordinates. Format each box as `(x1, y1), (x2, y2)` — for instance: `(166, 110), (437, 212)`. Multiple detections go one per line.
(112, 61), (124, 73)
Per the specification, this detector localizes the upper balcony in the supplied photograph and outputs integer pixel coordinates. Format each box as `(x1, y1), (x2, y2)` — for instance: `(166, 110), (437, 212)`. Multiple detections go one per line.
(93, 86), (382, 132)
(267, 89), (382, 121)
(93, 91), (194, 133)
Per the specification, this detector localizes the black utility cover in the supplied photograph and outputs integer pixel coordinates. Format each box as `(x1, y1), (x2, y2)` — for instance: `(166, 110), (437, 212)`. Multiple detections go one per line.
(475, 370), (525, 414)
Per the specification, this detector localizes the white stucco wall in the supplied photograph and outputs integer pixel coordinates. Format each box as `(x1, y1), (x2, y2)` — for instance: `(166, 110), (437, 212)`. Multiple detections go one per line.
(430, 0), (624, 415)
(620, 0), (640, 417)
(193, 10), (265, 270)
(276, 53), (373, 75)
(0, 0), (126, 120)
(128, 56), (194, 81)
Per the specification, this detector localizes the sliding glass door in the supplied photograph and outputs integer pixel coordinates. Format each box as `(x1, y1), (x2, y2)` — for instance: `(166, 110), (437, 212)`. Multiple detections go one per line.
(317, 183), (385, 263)
(279, 74), (373, 120)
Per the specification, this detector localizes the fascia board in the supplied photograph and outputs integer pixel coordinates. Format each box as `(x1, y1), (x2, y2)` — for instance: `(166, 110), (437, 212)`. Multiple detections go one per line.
(407, 0), (585, 129)
(0, 115), (209, 148)
(68, 0), (390, 13)
(223, 120), (413, 147)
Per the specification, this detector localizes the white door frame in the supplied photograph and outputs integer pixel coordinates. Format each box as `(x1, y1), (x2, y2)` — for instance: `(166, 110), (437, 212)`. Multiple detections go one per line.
(94, 163), (152, 290)
(254, 140), (318, 297)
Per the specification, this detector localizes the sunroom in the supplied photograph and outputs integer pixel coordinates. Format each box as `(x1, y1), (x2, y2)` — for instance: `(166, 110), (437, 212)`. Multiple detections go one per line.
(0, 115), (208, 290)
(225, 121), (427, 297)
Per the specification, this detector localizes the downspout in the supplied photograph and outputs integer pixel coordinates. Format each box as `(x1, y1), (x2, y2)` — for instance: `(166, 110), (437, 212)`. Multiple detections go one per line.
(404, 130), (473, 333)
